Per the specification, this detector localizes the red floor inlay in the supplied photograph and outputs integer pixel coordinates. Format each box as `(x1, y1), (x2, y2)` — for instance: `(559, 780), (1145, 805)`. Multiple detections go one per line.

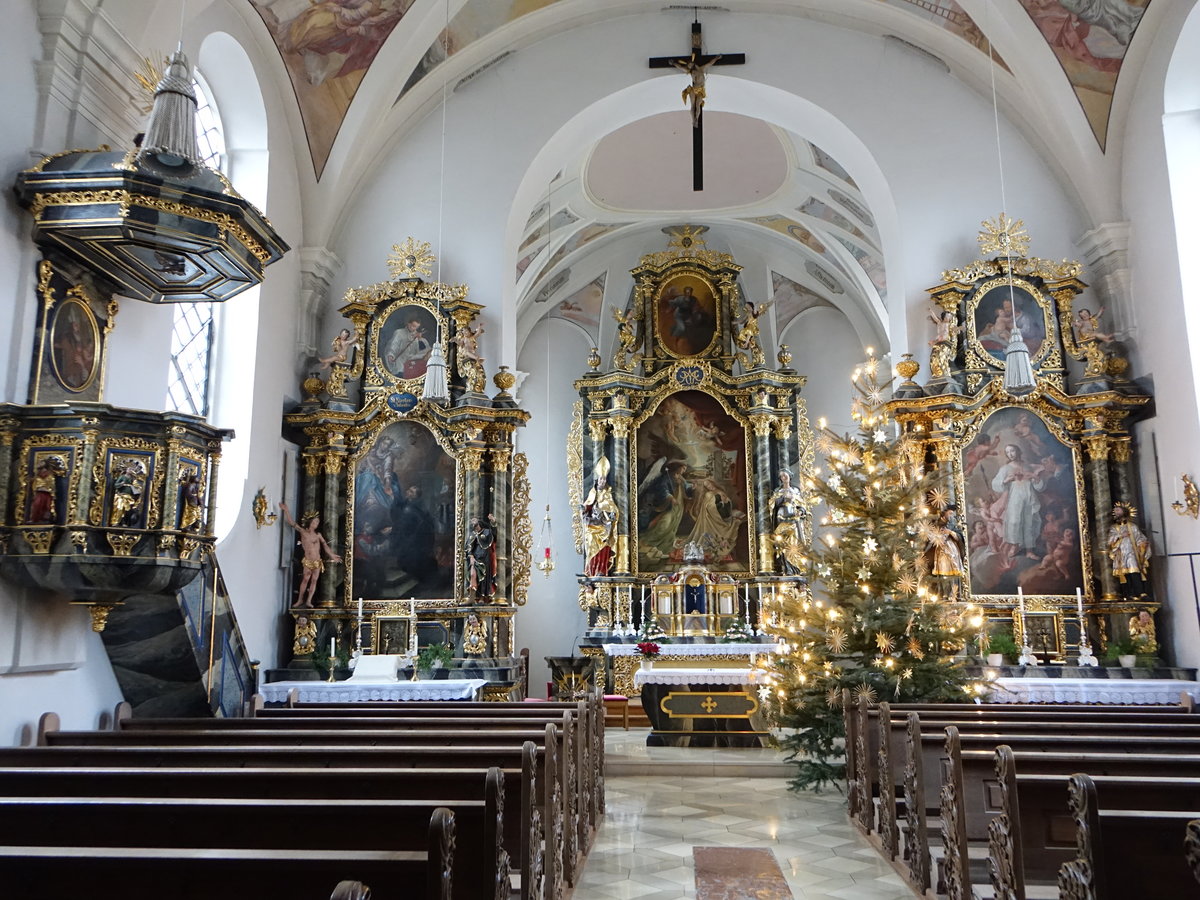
(693, 846), (795, 899)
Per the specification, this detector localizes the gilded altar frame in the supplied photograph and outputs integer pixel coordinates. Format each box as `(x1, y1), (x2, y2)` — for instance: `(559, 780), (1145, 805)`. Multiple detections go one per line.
(283, 247), (529, 675)
(890, 218), (1154, 652)
(571, 231), (814, 641)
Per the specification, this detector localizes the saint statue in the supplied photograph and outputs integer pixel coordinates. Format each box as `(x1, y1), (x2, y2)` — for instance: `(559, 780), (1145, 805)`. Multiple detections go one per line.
(178, 472), (203, 532)
(467, 515), (497, 601)
(27, 456), (65, 525)
(109, 460), (147, 527)
(1107, 501), (1150, 599)
(770, 470), (807, 575)
(928, 308), (959, 377)
(926, 504), (965, 601)
(581, 456), (619, 577)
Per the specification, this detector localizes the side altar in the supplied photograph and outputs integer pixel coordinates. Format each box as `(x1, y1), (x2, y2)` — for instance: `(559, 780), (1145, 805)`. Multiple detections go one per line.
(568, 229), (815, 689)
(888, 216), (1158, 663)
(280, 241), (531, 698)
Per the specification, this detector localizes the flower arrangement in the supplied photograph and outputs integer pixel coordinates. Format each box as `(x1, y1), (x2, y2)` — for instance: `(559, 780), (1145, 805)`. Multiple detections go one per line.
(635, 641), (661, 658)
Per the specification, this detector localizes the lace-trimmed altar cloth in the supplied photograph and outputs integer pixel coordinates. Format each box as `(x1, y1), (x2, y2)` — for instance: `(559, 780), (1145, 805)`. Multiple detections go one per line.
(259, 679), (489, 703)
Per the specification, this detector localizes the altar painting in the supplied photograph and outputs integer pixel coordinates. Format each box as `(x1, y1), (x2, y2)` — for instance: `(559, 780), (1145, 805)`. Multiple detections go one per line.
(962, 407), (1082, 596)
(351, 421), (455, 600)
(635, 390), (748, 573)
(655, 274), (718, 358)
(378, 303), (437, 380)
(972, 281), (1048, 363)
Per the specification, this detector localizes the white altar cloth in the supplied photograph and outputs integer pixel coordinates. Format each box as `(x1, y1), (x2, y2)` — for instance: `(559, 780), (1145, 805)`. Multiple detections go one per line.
(634, 667), (760, 687)
(603, 643), (782, 657)
(990, 677), (1200, 706)
(260, 679), (488, 703)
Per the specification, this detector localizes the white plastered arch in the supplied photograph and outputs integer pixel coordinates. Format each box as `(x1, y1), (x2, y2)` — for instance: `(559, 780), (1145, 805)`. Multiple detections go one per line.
(506, 74), (902, 363)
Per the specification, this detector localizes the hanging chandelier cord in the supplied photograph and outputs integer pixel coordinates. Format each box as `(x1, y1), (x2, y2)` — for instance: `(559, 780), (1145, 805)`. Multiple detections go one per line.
(986, 6), (1019, 308)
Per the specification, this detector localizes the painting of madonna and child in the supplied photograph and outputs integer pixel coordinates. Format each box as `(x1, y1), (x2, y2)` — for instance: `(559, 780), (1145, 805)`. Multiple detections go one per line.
(635, 391), (749, 573)
(352, 421), (456, 600)
(974, 284), (1047, 363)
(962, 408), (1083, 597)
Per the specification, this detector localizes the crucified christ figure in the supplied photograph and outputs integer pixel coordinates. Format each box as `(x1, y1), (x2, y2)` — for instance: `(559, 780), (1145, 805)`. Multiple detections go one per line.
(671, 51), (722, 127)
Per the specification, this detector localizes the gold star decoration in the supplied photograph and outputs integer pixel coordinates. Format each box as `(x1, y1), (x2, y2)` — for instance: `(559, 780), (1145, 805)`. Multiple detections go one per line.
(856, 566), (871, 581)
(666, 224), (709, 251)
(906, 637), (925, 660)
(826, 627), (848, 653)
(825, 688), (842, 709)
(928, 486), (950, 510)
(387, 237), (436, 279)
(875, 633), (895, 653)
(978, 213), (1031, 258)
(132, 54), (168, 114)
(896, 573), (920, 595)
(853, 683), (878, 705)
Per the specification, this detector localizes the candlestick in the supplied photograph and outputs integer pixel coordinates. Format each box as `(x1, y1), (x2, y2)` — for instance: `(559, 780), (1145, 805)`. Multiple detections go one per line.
(358, 595), (364, 618)
(330, 637), (336, 657)
(1016, 587), (1038, 667)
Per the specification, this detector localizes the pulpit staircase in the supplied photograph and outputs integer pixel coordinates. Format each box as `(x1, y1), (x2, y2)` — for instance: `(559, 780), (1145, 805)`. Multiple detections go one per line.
(98, 552), (256, 718)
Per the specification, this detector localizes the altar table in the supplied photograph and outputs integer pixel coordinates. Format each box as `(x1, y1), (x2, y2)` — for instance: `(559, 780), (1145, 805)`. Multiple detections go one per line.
(990, 677), (1200, 705)
(259, 679), (488, 704)
(635, 666), (770, 747)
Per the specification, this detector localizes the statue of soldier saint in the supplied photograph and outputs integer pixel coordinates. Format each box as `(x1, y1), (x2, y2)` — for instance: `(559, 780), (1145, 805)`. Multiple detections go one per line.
(280, 501), (342, 608)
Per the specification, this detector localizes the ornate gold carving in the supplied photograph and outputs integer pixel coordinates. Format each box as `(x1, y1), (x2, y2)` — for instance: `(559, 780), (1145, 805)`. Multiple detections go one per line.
(978, 213), (1030, 258)
(106, 532), (139, 556)
(388, 237), (435, 279)
(292, 615), (318, 655)
(941, 256), (1083, 286)
(587, 421), (608, 443)
(609, 419), (631, 440)
(490, 448), (511, 472)
(460, 447), (484, 472)
(512, 452), (532, 607)
(568, 401), (585, 555)
(23, 529), (54, 554)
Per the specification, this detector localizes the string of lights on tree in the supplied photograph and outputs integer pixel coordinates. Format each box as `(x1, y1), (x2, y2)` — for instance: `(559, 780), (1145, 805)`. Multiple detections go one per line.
(756, 351), (984, 792)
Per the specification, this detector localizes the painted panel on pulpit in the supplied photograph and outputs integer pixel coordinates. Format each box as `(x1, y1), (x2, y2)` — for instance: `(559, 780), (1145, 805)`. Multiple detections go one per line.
(962, 407), (1083, 596)
(351, 421), (455, 600)
(635, 390), (748, 573)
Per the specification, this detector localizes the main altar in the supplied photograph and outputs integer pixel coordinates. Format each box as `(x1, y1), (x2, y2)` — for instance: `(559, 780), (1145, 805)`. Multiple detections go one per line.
(567, 228), (815, 707)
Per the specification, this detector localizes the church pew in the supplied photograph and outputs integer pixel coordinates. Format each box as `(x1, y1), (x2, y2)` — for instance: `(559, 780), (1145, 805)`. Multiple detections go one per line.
(1056, 774), (1200, 900)
(0, 808), (455, 900)
(131, 697), (604, 862)
(9, 727), (566, 900)
(876, 711), (1200, 898)
(0, 788), (502, 900)
(980, 745), (1200, 898)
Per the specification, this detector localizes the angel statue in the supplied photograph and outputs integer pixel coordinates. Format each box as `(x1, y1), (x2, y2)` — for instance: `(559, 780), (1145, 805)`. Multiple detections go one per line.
(581, 456), (619, 577)
(734, 299), (770, 370)
(927, 308), (959, 377)
(318, 328), (356, 370)
(453, 322), (486, 392)
(612, 306), (640, 372)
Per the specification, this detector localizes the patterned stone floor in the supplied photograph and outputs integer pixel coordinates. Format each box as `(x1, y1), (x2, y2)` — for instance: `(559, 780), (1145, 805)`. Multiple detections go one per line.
(570, 730), (914, 900)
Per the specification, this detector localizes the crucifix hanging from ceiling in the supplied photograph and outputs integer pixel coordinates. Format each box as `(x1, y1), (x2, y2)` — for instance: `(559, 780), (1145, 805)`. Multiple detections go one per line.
(649, 18), (746, 192)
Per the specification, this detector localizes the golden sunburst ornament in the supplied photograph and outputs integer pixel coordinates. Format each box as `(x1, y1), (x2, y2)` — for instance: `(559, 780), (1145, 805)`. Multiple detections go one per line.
(896, 573), (920, 595)
(928, 486), (950, 510)
(853, 683), (878, 705)
(875, 633), (895, 653)
(825, 688), (842, 709)
(132, 54), (168, 114)
(666, 224), (709, 251)
(907, 637), (925, 660)
(826, 626), (848, 653)
(978, 213), (1030, 258)
(388, 237), (436, 279)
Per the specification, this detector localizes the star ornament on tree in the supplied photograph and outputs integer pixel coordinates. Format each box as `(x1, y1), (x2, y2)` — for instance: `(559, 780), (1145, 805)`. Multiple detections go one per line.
(862, 536), (879, 555)
(928, 486), (950, 510)
(875, 633), (895, 653)
(826, 626), (848, 653)
(873, 429), (888, 444)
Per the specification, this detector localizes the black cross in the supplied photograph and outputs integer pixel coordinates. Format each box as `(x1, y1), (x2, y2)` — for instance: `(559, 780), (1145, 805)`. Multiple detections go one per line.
(649, 20), (746, 191)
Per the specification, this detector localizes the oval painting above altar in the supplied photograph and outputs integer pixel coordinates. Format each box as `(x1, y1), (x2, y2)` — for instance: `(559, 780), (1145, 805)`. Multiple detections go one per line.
(655, 274), (718, 358)
(378, 303), (438, 381)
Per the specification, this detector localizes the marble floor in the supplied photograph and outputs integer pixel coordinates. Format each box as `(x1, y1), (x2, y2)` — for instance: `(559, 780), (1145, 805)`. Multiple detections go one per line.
(570, 729), (915, 900)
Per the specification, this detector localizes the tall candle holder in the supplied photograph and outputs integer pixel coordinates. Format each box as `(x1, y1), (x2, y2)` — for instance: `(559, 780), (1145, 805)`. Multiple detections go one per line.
(1075, 587), (1097, 666)
(1016, 588), (1039, 667)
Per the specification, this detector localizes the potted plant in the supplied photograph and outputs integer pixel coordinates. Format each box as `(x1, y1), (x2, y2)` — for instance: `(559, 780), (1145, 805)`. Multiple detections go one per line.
(1105, 636), (1138, 668)
(985, 627), (1019, 666)
(635, 641), (661, 670)
(415, 642), (454, 679)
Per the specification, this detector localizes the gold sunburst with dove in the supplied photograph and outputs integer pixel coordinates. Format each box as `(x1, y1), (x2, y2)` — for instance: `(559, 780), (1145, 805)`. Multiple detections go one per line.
(978, 213), (1030, 258)
(388, 237), (436, 279)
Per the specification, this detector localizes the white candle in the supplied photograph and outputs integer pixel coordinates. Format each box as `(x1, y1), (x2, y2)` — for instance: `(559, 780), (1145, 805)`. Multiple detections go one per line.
(357, 596), (364, 619)
(1075, 586), (1083, 615)
(330, 637), (336, 657)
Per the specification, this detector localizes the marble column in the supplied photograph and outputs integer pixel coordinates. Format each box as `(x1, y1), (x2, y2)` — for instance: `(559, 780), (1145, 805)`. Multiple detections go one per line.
(609, 417), (632, 574)
(490, 448), (511, 603)
(1085, 437), (1118, 600)
(750, 412), (773, 574)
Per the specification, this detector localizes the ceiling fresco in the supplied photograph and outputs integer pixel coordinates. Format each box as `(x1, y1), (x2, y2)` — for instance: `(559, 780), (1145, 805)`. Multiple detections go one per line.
(1016, 0), (1151, 149)
(250, 0), (415, 178)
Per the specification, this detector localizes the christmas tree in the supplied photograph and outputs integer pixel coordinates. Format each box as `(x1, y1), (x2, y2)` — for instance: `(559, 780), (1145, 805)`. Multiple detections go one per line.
(763, 354), (975, 793)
